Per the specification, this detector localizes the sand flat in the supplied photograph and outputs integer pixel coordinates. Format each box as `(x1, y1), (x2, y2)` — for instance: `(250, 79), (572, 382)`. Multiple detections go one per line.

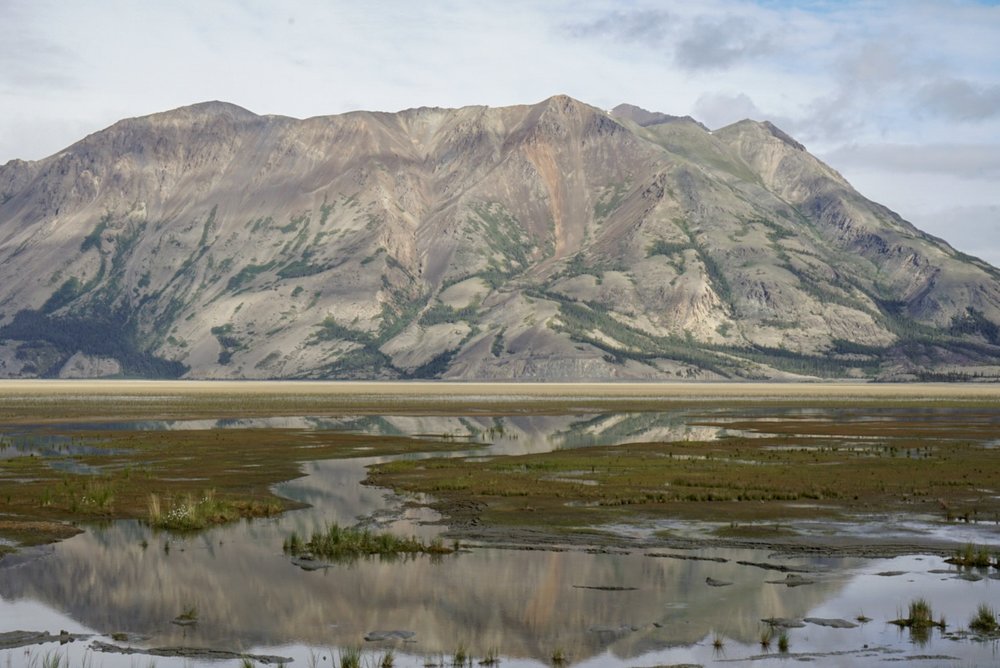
(0, 379), (998, 400)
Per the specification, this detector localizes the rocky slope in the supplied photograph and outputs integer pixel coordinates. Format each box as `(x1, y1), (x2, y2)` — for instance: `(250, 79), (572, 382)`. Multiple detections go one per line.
(0, 95), (998, 380)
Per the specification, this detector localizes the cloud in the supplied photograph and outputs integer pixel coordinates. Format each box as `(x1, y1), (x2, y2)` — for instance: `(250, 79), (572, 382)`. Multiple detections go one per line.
(0, 4), (77, 90)
(563, 9), (672, 47)
(908, 205), (1000, 268)
(822, 143), (1000, 179)
(692, 92), (766, 129)
(674, 16), (774, 71)
(915, 77), (1000, 121)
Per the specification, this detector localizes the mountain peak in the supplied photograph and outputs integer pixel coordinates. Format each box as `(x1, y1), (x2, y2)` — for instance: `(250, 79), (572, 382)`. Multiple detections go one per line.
(716, 118), (805, 151)
(610, 104), (708, 130)
(138, 101), (260, 126)
(761, 120), (805, 151)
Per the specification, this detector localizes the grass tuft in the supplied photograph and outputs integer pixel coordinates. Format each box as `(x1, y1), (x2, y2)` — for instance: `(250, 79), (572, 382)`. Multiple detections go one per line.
(970, 604), (998, 633)
(948, 543), (993, 568)
(338, 646), (362, 668)
(283, 523), (455, 561)
(147, 490), (281, 531)
(479, 647), (499, 665)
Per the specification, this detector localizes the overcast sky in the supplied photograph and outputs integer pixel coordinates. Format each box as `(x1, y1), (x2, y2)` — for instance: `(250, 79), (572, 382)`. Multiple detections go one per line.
(2, 0), (998, 265)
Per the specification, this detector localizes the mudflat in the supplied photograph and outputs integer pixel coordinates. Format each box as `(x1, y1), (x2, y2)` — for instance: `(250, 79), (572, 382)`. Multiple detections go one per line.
(1, 380), (998, 556)
(2, 379), (1000, 399)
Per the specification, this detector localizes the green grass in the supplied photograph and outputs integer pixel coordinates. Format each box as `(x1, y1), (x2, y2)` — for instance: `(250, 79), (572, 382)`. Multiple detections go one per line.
(891, 598), (944, 631)
(338, 646), (362, 668)
(970, 604), (998, 633)
(479, 647), (499, 665)
(283, 523), (454, 561)
(777, 631), (789, 653)
(948, 543), (993, 568)
(147, 490), (281, 531)
(176, 605), (198, 623)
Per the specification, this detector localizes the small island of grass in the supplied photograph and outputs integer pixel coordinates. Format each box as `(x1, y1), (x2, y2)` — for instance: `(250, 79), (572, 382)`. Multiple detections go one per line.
(283, 523), (455, 560)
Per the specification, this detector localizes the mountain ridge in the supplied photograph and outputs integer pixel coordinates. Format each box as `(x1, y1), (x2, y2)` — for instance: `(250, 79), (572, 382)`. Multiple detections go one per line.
(1, 95), (998, 381)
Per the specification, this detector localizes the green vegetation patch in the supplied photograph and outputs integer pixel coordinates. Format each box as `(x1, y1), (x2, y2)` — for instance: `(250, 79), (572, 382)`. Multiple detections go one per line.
(0, 309), (186, 377)
(227, 261), (277, 292)
(148, 489), (281, 531)
(419, 303), (478, 327)
(277, 260), (327, 280)
(594, 182), (629, 220)
(283, 522), (454, 561)
(0, 424), (478, 547)
(369, 414), (1000, 534)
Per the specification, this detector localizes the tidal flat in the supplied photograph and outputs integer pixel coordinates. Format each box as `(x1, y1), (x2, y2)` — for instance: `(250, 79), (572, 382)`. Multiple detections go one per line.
(0, 381), (999, 667)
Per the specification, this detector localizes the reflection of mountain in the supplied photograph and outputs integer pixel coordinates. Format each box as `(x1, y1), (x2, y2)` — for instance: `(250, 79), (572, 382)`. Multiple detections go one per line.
(0, 524), (855, 660)
(133, 411), (730, 455)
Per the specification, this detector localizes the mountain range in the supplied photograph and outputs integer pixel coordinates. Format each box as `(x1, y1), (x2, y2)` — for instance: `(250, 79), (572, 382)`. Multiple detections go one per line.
(1, 95), (999, 381)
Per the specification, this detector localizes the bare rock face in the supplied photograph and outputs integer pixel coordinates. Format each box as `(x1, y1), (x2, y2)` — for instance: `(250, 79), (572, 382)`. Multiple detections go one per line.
(0, 95), (998, 381)
(57, 352), (122, 379)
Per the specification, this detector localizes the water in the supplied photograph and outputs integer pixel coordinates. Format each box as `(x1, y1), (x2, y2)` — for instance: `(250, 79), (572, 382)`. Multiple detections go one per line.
(2, 406), (999, 666)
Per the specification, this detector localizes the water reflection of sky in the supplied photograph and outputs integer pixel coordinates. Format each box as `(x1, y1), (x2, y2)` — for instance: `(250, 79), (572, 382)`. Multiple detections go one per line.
(2, 406), (1000, 666)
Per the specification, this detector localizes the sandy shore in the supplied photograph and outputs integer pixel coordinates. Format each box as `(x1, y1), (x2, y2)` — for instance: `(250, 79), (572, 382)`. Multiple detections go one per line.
(0, 379), (998, 400)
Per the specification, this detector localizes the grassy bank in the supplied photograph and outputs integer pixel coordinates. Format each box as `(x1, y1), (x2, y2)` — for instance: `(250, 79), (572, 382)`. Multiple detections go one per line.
(367, 413), (1000, 534)
(0, 425), (475, 546)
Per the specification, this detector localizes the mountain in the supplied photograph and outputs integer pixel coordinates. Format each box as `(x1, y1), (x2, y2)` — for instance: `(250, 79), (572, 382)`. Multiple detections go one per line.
(1, 96), (999, 381)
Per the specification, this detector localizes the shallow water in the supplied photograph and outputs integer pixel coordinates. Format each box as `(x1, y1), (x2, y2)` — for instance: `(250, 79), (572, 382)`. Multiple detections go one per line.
(2, 406), (1000, 667)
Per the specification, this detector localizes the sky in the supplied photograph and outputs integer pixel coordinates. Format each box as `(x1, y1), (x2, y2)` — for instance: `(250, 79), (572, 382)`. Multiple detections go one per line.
(2, 0), (999, 264)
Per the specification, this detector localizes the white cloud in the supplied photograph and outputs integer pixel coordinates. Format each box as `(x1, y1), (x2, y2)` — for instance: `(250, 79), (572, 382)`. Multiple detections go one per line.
(909, 205), (1000, 269)
(916, 77), (1000, 121)
(674, 15), (775, 71)
(692, 92), (766, 128)
(822, 143), (1000, 179)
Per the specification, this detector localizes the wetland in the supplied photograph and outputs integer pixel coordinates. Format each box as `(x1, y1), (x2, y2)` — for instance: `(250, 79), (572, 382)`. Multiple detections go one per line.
(0, 381), (999, 667)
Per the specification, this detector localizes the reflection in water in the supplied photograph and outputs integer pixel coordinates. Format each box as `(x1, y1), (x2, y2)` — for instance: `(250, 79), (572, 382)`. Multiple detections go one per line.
(0, 524), (855, 655)
(2, 406), (1000, 666)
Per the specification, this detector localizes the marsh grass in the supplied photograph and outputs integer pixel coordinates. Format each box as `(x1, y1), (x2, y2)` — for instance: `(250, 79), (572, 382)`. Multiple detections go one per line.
(0, 421), (475, 548)
(550, 647), (567, 665)
(452, 644), (468, 665)
(339, 646), (362, 668)
(891, 597), (945, 642)
(39, 652), (65, 668)
(479, 647), (499, 665)
(368, 423), (1000, 530)
(284, 523), (455, 560)
(147, 490), (281, 531)
(759, 627), (772, 649)
(777, 631), (789, 653)
(970, 604), (998, 633)
(378, 648), (395, 668)
(173, 605), (198, 625)
(947, 543), (993, 568)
